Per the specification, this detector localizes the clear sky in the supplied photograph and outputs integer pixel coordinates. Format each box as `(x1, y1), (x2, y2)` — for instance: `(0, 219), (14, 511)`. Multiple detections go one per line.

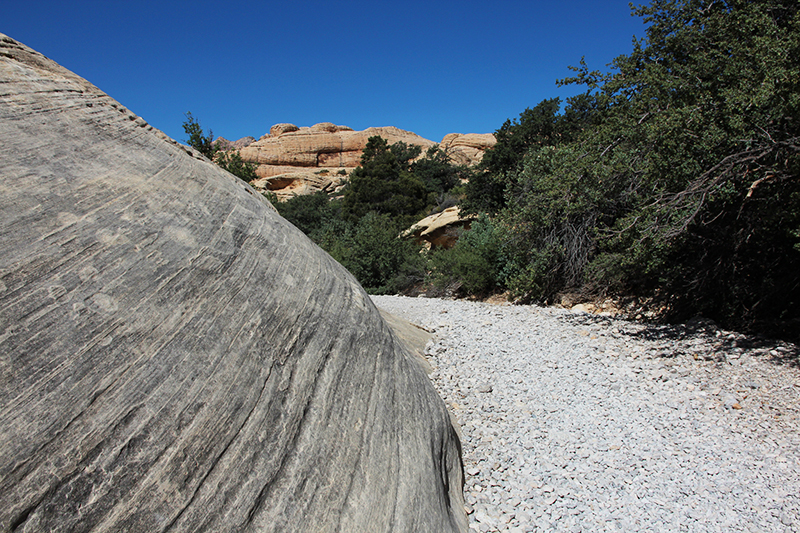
(3, 1), (648, 144)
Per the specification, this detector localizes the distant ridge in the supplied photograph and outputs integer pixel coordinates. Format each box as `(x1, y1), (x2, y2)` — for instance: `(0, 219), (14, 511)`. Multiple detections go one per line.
(225, 122), (496, 199)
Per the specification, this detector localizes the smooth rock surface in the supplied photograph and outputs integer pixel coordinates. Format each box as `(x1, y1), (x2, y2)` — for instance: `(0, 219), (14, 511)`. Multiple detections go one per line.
(0, 34), (466, 533)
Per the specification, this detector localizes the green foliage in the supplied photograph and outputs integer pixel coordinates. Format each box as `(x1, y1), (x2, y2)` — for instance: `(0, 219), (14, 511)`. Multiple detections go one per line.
(182, 112), (257, 182)
(489, 0), (800, 334)
(272, 191), (342, 238)
(261, 190), (279, 204)
(342, 136), (427, 223)
(463, 96), (597, 215)
(428, 216), (504, 295)
(498, 144), (604, 302)
(388, 140), (422, 167)
(342, 136), (456, 225)
(268, 136), (473, 295)
(481, 98), (564, 177)
(182, 112), (218, 159)
(317, 213), (426, 294)
(216, 150), (258, 182)
(413, 146), (473, 197)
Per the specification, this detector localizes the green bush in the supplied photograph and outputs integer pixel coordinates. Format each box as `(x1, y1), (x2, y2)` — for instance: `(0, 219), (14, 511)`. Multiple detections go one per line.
(412, 146), (472, 197)
(474, 0), (800, 336)
(216, 150), (258, 182)
(428, 216), (504, 295)
(342, 137), (428, 224)
(182, 112), (218, 159)
(267, 137), (473, 295)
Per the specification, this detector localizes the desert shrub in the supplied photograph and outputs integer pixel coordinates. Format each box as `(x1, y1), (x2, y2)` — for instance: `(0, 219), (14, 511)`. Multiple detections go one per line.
(181, 112), (258, 181)
(343, 137), (469, 224)
(412, 146), (471, 196)
(462, 96), (595, 215)
(318, 212), (425, 294)
(479, 0), (800, 335)
(182, 112), (218, 159)
(216, 150), (258, 182)
(342, 137), (428, 224)
(496, 144), (602, 302)
(272, 191), (341, 238)
(428, 216), (504, 295)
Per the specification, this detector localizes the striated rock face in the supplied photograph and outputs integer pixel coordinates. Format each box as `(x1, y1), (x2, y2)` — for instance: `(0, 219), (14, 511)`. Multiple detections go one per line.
(0, 34), (466, 533)
(239, 123), (495, 200)
(243, 123), (432, 174)
(440, 133), (497, 167)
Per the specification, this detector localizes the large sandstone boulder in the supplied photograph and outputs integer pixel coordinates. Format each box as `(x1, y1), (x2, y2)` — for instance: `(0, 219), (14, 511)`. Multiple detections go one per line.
(403, 207), (477, 250)
(440, 133), (497, 167)
(0, 34), (466, 533)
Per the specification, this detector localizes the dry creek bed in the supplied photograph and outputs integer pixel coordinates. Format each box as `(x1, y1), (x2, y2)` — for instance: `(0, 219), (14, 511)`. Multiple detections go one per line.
(372, 295), (800, 533)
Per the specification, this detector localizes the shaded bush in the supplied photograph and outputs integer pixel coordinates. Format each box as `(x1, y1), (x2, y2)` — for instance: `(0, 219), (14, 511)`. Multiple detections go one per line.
(318, 213), (425, 294)
(465, 0), (800, 337)
(272, 191), (342, 238)
(216, 150), (258, 182)
(342, 137), (428, 224)
(428, 216), (504, 295)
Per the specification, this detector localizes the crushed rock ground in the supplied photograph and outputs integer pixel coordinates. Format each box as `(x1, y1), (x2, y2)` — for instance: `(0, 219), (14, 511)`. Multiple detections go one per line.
(372, 295), (800, 533)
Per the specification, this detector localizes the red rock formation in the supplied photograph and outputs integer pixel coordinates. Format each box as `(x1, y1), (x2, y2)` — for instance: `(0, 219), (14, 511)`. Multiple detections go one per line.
(236, 123), (495, 200)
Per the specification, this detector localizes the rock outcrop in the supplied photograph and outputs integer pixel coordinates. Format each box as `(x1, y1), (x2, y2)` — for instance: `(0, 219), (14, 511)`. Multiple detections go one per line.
(242, 123), (436, 200)
(403, 207), (476, 250)
(440, 133), (497, 167)
(236, 123), (495, 200)
(0, 34), (466, 533)
(251, 168), (350, 200)
(214, 135), (256, 150)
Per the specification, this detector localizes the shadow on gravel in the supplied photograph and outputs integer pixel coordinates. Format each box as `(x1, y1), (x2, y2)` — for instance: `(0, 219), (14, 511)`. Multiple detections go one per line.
(561, 312), (800, 369)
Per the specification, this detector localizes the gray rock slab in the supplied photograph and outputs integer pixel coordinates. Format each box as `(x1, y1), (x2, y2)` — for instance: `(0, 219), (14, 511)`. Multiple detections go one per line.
(0, 34), (466, 533)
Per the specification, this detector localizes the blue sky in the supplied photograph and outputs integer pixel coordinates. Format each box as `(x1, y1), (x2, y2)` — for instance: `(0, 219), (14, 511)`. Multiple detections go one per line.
(4, 1), (648, 144)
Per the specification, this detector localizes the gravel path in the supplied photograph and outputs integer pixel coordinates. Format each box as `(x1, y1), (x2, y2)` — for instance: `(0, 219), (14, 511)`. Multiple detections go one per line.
(371, 295), (800, 533)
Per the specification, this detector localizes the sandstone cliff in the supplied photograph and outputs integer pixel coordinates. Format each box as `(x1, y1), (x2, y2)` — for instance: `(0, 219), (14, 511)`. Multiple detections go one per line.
(0, 34), (467, 533)
(233, 122), (495, 200)
(440, 133), (497, 167)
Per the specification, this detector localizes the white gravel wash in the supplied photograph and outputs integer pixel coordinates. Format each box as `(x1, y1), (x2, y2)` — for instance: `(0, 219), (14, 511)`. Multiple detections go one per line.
(372, 295), (800, 533)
